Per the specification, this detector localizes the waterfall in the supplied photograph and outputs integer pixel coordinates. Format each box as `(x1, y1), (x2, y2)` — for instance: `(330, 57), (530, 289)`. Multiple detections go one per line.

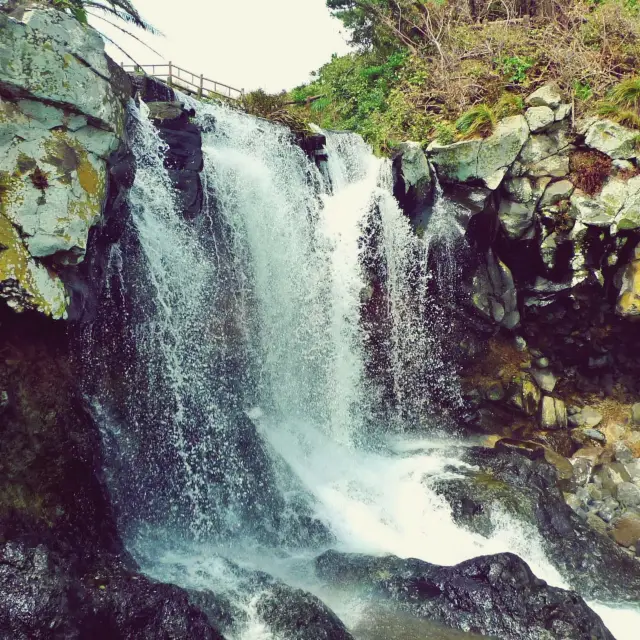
(86, 100), (639, 640)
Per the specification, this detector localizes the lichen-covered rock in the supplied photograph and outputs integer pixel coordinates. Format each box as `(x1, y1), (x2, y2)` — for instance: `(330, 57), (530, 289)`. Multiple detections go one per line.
(428, 116), (528, 189)
(584, 119), (639, 160)
(0, 10), (125, 131)
(517, 126), (573, 167)
(526, 84), (563, 109)
(540, 179), (574, 207)
(525, 106), (554, 133)
(570, 179), (629, 227)
(540, 395), (567, 429)
(498, 199), (536, 239)
(616, 244), (640, 317)
(0, 8), (128, 318)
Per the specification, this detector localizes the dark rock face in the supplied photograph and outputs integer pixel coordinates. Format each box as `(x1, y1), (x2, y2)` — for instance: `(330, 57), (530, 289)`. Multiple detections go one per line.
(434, 447), (640, 601)
(256, 583), (354, 640)
(0, 542), (224, 639)
(0, 305), (227, 638)
(65, 138), (136, 322)
(316, 550), (614, 640)
(131, 75), (205, 221)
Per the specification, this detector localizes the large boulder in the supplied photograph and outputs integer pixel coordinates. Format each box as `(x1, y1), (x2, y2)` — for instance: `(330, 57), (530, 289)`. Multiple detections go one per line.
(255, 584), (354, 640)
(432, 447), (640, 602)
(0, 8), (129, 318)
(428, 116), (529, 189)
(583, 119), (639, 160)
(316, 550), (614, 640)
(0, 541), (225, 639)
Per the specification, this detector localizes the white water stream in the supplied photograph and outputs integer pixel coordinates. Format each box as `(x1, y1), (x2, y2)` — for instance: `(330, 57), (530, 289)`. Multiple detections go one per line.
(109, 100), (640, 639)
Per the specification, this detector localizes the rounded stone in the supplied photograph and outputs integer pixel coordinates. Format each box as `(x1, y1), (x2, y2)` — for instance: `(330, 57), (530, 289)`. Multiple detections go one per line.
(616, 482), (640, 508)
(610, 513), (640, 547)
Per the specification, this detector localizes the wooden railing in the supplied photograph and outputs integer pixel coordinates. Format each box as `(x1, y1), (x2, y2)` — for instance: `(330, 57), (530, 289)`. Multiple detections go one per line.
(122, 63), (244, 101)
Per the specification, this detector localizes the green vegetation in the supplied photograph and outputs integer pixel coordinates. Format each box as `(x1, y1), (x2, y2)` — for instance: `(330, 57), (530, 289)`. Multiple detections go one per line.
(282, 0), (640, 152)
(455, 104), (496, 139)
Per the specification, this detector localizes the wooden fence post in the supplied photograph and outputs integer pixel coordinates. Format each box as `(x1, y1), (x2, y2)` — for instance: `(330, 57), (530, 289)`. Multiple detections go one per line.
(199, 74), (204, 98)
(168, 61), (173, 86)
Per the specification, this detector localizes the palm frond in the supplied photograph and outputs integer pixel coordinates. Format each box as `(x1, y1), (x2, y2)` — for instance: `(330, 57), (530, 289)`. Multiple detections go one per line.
(87, 11), (163, 57)
(83, 1), (161, 34)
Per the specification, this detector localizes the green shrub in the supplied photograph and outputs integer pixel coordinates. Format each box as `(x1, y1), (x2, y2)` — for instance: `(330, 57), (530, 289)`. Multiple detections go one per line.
(496, 56), (534, 84)
(242, 90), (288, 118)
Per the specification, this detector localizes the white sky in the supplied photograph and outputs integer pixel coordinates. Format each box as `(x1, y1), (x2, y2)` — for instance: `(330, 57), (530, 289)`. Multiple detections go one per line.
(91, 0), (352, 92)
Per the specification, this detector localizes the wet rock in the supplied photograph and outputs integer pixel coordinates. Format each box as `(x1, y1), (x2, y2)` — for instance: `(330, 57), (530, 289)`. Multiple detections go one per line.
(392, 141), (433, 222)
(584, 119), (639, 160)
(526, 85), (563, 109)
(437, 447), (640, 601)
(617, 244), (640, 317)
(540, 396), (567, 429)
(571, 457), (594, 486)
(255, 583), (353, 640)
(597, 499), (620, 524)
(610, 513), (640, 547)
(569, 406), (603, 428)
(147, 101), (184, 122)
(316, 550), (614, 640)
(583, 428), (606, 443)
(508, 374), (541, 416)
(587, 512), (609, 536)
(531, 369), (566, 392)
(485, 381), (505, 401)
(616, 482), (640, 508)
(0, 541), (223, 639)
(525, 106), (554, 133)
(470, 250), (520, 329)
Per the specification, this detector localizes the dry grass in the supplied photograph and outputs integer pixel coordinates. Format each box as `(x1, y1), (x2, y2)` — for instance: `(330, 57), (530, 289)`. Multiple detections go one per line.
(569, 150), (613, 195)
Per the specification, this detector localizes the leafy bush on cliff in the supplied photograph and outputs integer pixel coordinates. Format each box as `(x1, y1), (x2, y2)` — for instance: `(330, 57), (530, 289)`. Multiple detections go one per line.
(288, 0), (640, 151)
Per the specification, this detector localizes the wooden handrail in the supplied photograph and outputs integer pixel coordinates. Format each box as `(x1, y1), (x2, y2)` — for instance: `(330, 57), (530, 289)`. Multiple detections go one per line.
(122, 62), (245, 101)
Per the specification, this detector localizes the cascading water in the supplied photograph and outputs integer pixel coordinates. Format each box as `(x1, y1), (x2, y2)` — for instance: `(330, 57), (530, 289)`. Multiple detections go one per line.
(87, 99), (640, 640)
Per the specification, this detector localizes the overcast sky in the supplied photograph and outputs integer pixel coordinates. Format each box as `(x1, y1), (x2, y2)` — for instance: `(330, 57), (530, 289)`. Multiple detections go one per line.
(91, 0), (351, 93)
